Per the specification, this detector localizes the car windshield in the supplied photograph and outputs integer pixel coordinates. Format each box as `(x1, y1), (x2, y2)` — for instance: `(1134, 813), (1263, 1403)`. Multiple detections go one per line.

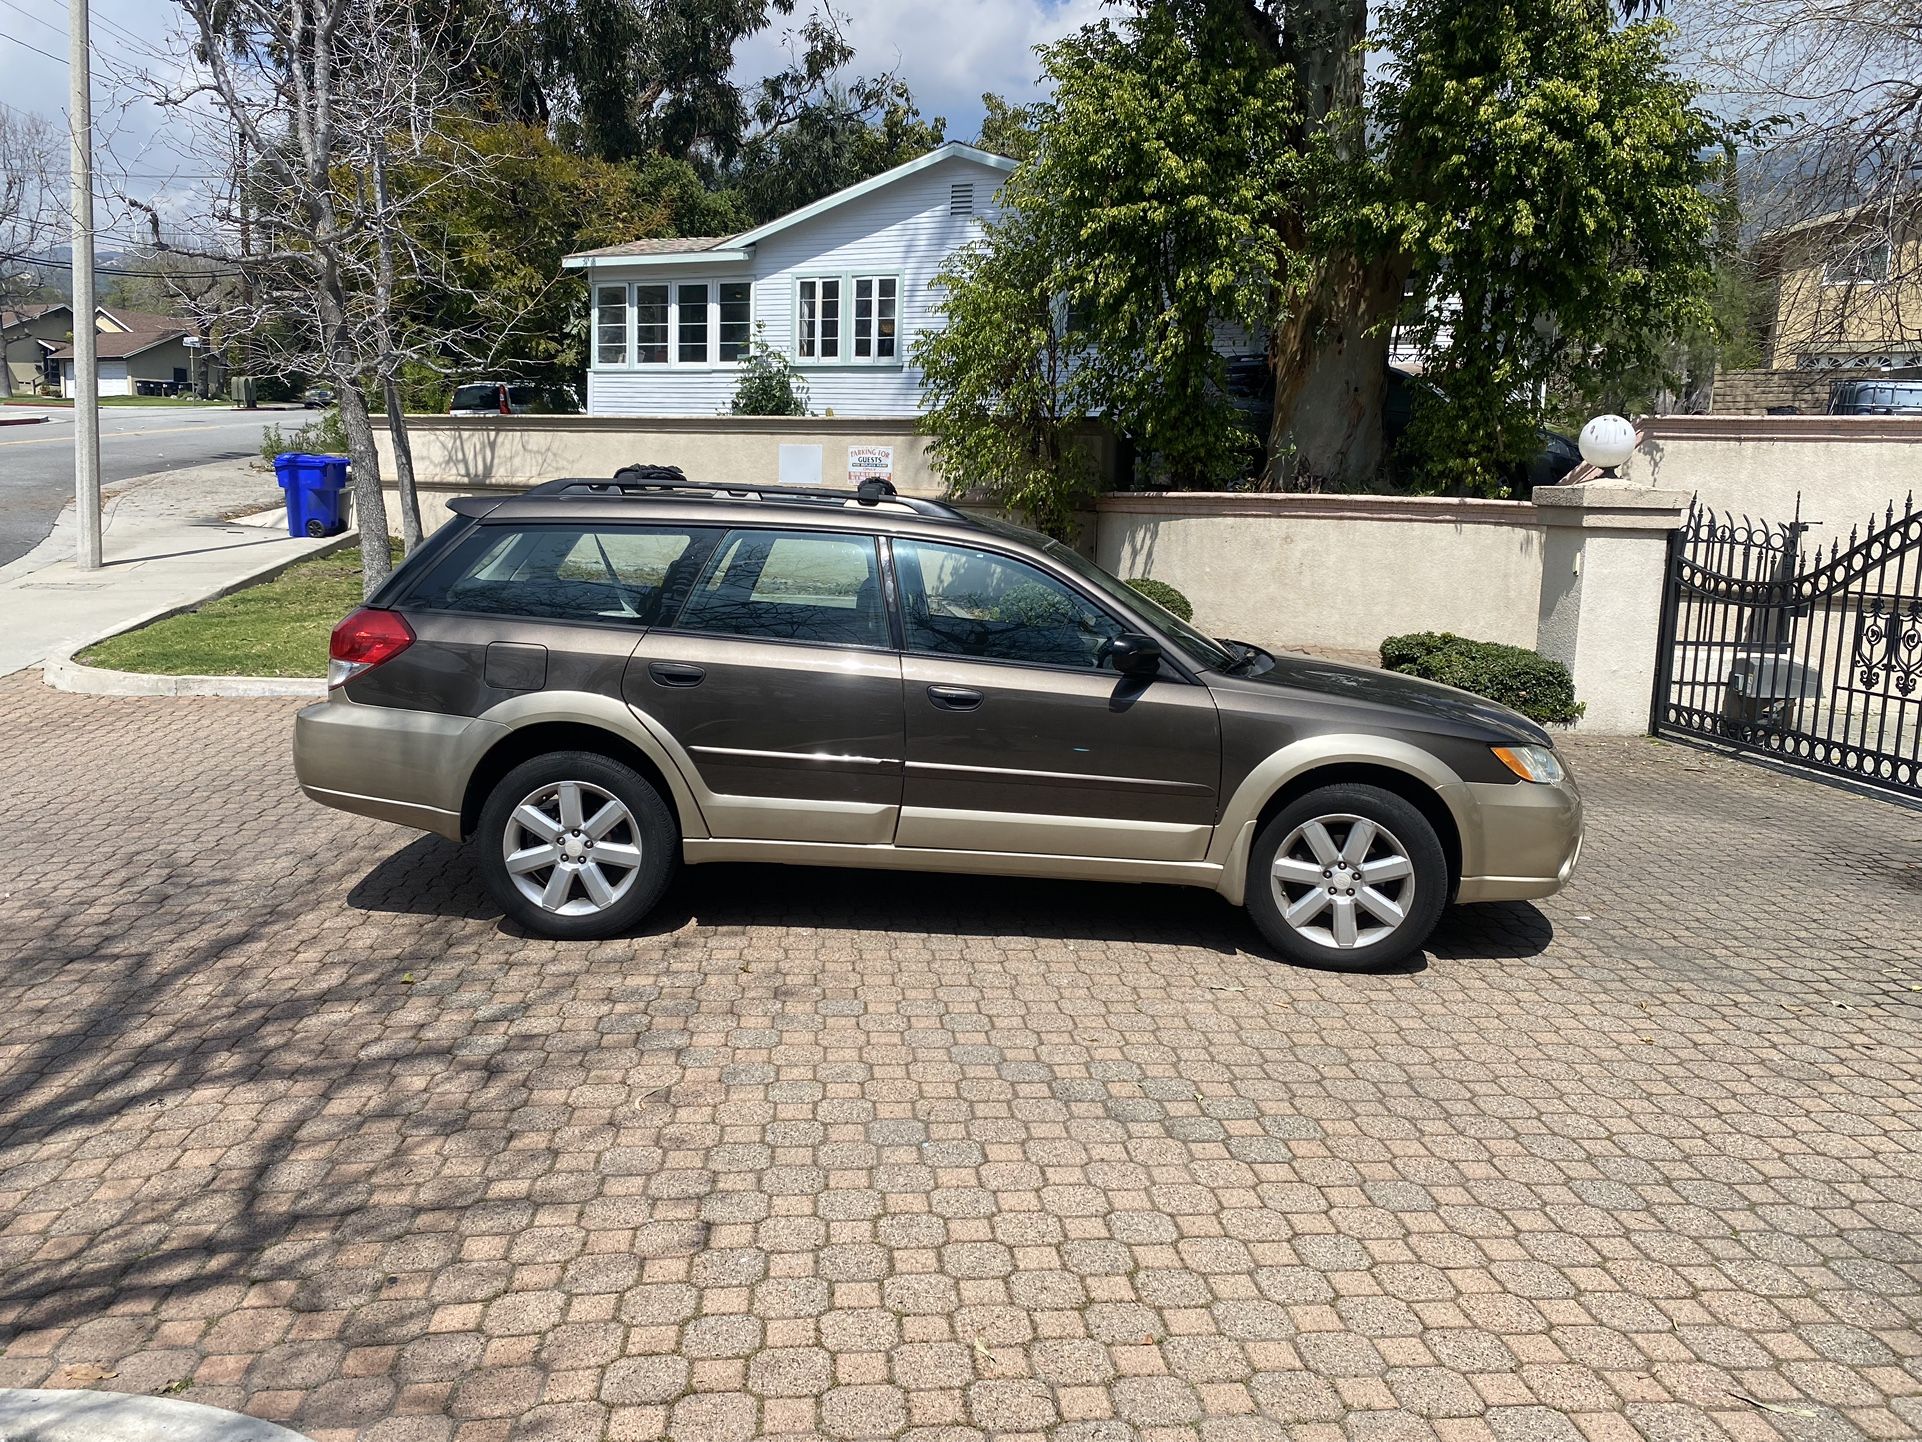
(1036, 538), (1237, 671)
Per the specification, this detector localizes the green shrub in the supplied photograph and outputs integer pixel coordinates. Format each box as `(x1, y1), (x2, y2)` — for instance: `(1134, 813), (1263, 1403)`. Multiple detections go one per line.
(1378, 630), (1457, 672)
(729, 324), (810, 416)
(1125, 577), (1194, 622)
(260, 407), (348, 465)
(1379, 631), (1584, 725)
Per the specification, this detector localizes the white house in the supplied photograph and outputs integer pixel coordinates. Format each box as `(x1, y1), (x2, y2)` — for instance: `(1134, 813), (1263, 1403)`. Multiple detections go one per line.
(563, 142), (1016, 418)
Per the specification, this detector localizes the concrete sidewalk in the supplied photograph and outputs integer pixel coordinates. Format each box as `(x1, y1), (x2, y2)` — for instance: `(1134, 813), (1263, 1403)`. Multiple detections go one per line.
(0, 461), (339, 680)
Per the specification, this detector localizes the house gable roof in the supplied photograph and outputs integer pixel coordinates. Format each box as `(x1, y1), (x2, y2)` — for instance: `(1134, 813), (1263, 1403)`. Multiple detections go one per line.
(51, 326), (190, 361)
(561, 141), (1018, 270)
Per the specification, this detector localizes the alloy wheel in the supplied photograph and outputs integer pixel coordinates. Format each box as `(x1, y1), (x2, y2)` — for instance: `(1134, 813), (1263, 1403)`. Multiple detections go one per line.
(502, 779), (643, 916)
(1269, 813), (1416, 950)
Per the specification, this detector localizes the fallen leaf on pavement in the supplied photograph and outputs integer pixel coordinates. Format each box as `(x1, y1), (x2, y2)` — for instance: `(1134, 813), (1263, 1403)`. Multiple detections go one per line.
(1729, 1391), (1818, 1418)
(56, 1364), (116, 1384)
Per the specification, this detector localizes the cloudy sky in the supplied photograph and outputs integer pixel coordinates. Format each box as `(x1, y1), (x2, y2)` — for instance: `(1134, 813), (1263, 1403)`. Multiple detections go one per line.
(0, 0), (1101, 250)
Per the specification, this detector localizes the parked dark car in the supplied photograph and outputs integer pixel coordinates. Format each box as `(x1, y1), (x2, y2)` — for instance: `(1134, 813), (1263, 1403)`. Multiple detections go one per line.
(293, 470), (1582, 967)
(301, 387), (336, 409)
(1221, 358), (1580, 489)
(1828, 379), (1922, 416)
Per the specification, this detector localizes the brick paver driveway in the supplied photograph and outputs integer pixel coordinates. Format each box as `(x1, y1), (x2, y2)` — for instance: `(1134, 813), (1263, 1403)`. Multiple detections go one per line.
(1, 674), (1919, 1442)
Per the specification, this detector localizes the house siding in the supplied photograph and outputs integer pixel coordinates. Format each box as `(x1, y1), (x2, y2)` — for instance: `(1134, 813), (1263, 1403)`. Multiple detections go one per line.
(585, 155), (1007, 419)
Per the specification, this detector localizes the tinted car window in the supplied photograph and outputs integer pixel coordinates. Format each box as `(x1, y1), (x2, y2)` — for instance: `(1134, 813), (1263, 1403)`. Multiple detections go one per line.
(894, 539), (1125, 669)
(406, 524), (715, 625)
(672, 529), (886, 648)
(450, 384), (499, 411)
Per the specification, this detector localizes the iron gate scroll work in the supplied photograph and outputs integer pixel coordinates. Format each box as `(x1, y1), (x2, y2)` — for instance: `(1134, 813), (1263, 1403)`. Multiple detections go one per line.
(1653, 495), (1922, 799)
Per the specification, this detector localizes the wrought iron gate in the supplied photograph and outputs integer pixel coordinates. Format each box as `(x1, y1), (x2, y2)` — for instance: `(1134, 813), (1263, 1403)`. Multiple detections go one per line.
(1652, 495), (1922, 799)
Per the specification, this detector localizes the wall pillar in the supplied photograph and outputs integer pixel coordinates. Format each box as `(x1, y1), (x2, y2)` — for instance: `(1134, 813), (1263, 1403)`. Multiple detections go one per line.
(1532, 481), (1691, 734)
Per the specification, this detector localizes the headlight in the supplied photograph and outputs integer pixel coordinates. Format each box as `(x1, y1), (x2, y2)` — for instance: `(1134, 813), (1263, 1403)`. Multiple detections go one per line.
(1492, 744), (1565, 785)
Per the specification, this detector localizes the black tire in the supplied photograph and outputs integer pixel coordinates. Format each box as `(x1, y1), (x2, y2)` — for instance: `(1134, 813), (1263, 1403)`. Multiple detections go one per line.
(475, 749), (678, 940)
(1244, 783), (1449, 970)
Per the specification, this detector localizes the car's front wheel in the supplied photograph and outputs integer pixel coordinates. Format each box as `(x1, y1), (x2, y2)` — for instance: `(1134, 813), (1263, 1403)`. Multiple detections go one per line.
(475, 750), (677, 939)
(1244, 783), (1449, 969)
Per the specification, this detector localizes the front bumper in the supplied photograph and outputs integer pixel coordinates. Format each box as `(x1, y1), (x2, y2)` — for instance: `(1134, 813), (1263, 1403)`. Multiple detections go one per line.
(293, 696), (505, 840)
(1445, 773), (1584, 904)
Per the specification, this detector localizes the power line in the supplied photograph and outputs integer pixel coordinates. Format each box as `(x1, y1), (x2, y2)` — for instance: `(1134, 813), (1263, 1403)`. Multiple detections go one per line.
(0, 0), (63, 40)
(0, 248), (241, 279)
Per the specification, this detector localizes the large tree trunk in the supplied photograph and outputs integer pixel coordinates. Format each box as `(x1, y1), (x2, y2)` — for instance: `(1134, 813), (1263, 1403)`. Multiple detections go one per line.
(334, 380), (392, 597)
(1262, 0), (1405, 490)
(382, 375), (424, 553)
(1265, 259), (1404, 489)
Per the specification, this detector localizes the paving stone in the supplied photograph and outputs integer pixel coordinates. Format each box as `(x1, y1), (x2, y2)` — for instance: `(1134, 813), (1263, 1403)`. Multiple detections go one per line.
(0, 690), (1914, 1442)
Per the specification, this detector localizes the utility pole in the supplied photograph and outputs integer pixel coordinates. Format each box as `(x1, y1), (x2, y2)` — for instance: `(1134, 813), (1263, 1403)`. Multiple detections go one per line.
(69, 0), (102, 569)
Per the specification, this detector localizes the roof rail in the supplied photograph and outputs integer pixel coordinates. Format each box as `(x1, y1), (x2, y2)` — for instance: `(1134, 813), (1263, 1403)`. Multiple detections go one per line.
(523, 468), (969, 520)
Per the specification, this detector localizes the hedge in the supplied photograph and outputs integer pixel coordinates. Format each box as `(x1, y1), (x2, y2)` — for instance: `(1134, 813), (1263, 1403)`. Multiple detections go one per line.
(1125, 577), (1194, 622)
(1379, 631), (1583, 725)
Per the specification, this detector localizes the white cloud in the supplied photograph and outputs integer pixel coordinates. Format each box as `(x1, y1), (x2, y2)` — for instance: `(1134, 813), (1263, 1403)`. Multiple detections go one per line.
(735, 0), (1105, 138)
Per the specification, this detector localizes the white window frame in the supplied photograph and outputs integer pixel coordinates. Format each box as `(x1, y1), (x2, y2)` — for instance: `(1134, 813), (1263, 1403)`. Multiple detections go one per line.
(794, 272), (904, 367)
(1822, 238), (1891, 286)
(590, 277), (753, 369)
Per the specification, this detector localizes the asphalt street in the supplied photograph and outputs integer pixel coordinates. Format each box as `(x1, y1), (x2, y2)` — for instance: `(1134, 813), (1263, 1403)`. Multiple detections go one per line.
(0, 406), (282, 567)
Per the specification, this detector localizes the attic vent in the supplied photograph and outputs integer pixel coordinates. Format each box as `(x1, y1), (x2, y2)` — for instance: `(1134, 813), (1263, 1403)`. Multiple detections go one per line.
(950, 182), (974, 216)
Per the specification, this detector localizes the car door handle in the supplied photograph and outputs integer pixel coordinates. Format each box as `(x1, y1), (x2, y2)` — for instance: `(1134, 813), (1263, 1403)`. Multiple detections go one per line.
(648, 661), (706, 687)
(926, 685), (983, 712)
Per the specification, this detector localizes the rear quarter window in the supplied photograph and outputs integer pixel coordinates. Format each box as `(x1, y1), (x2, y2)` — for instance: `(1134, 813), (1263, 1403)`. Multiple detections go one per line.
(404, 524), (717, 626)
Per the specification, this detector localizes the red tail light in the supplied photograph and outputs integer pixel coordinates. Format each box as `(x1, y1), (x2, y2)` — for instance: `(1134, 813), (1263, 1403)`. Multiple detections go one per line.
(329, 607), (414, 687)
(498, 385), (510, 415)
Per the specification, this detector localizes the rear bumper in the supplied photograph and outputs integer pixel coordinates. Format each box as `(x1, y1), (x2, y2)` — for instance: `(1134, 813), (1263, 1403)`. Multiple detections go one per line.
(293, 696), (504, 841)
(1445, 774), (1584, 904)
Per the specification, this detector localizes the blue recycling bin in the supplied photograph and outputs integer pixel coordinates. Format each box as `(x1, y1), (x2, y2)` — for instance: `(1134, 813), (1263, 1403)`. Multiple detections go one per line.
(274, 452), (350, 538)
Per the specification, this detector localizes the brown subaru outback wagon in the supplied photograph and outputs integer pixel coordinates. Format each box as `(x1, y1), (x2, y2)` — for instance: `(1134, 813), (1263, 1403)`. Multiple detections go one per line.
(294, 470), (1581, 967)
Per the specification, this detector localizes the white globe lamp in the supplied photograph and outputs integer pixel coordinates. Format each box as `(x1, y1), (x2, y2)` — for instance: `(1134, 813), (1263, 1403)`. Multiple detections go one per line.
(1578, 414), (1636, 479)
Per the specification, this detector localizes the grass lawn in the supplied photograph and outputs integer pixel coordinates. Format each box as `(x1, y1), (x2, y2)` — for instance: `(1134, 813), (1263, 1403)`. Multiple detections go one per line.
(78, 540), (400, 678)
(2, 396), (231, 408)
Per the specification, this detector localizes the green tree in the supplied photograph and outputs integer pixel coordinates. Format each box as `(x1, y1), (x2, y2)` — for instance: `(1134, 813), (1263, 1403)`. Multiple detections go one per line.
(930, 0), (1723, 496)
(922, 7), (1300, 501)
(915, 210), (1099, 538)
(1378, 0), (1722, 491)
(402, 123), (743, 404)
(974, 92), (1038, 162)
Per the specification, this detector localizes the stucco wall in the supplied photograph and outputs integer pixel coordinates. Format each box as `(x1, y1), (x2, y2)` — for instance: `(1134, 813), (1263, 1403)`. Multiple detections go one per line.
(374, 414), (1117, 500)
(1095, 493), (1546, 656)
(1624, 415), (1922, 536)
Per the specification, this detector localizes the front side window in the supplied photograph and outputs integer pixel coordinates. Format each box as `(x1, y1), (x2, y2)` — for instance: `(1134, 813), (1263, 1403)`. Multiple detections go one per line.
(798, 277), (841, 359)
(893, 539), (1126, 670)
(674, 528), (884, 648)
(594, 284), (627, 366)
(408, 524), (715, 625)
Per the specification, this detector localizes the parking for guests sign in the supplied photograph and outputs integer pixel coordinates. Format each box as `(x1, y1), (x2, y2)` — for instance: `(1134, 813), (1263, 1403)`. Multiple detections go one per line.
(848, 445), (893, 485)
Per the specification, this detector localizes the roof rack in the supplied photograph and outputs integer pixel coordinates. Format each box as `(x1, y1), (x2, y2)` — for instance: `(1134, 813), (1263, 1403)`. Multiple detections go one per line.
(523, 467), (969, 520)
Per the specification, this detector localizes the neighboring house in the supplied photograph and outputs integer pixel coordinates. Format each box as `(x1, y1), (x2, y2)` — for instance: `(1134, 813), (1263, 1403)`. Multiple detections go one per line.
(0, 302), (74, 394)
(1, 303), (223, 399)
(1754, 206), (1922, 374)
(564, 142), (1016, 418)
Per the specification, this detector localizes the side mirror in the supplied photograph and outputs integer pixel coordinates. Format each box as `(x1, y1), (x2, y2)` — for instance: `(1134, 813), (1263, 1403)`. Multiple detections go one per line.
(1108, 632), (1162, 677)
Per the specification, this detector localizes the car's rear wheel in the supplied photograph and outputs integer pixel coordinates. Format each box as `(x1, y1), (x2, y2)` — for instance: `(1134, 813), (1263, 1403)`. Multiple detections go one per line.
(1245, 783), (1448, 969)
(475, 750), (677, 939)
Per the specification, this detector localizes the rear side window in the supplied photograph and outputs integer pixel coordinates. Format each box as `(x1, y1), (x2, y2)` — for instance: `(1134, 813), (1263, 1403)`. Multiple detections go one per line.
(405, 524), (716, 625)
(671, 529), (886, 648)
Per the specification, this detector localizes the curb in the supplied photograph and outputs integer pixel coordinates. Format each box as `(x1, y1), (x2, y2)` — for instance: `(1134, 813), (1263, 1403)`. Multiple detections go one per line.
(40, 532), (354, 699)
(0, 1389), (314, 1441)
(0, 412), (51, 426)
